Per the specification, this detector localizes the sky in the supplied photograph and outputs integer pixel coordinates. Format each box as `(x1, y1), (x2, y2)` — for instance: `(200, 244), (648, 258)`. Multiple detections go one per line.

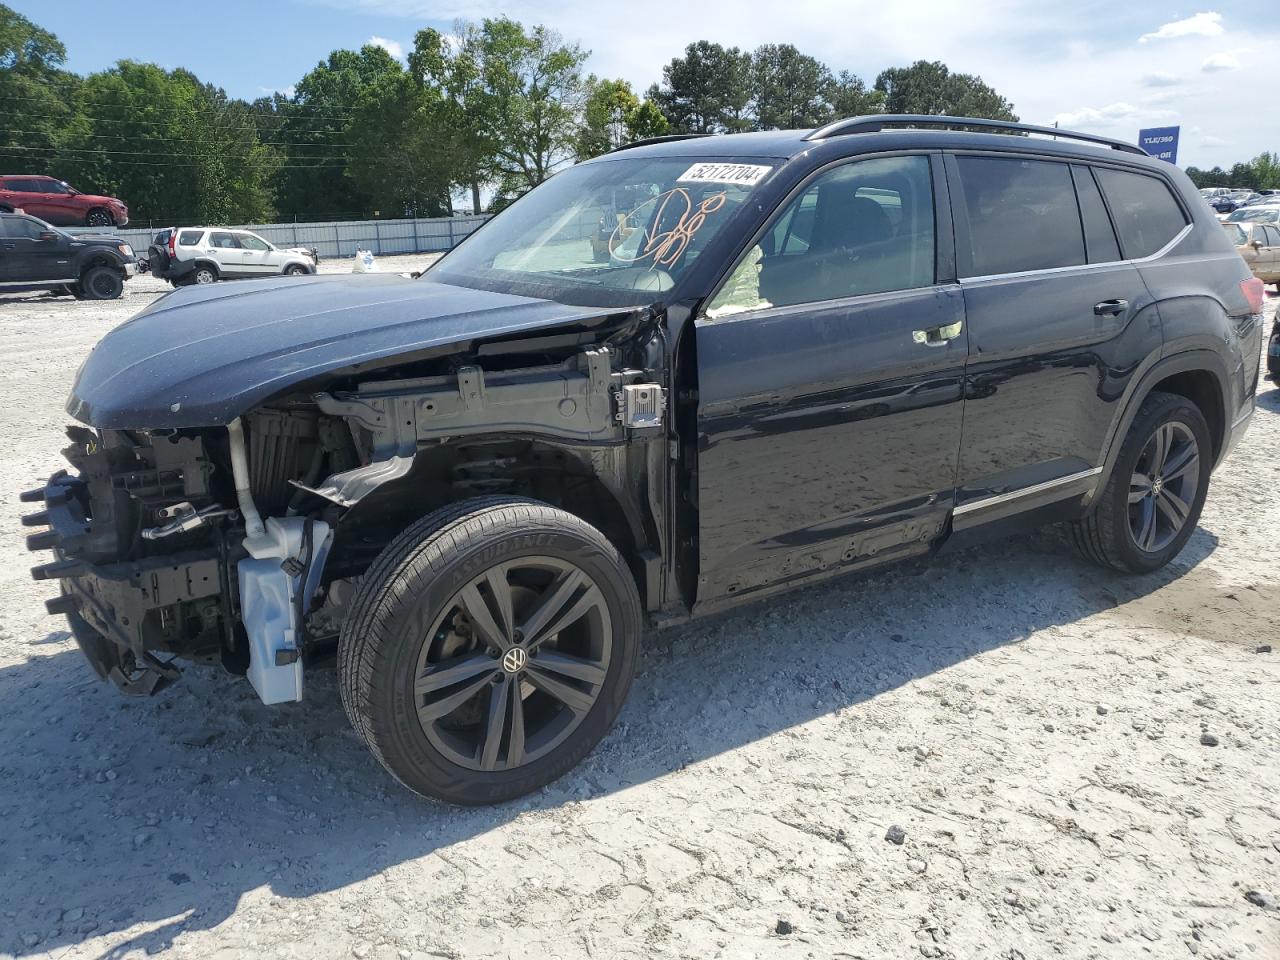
(11, 0), (1277, 170)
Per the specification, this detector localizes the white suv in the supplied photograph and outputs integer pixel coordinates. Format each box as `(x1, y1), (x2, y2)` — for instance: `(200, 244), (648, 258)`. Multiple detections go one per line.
(149, 227), (317, 285)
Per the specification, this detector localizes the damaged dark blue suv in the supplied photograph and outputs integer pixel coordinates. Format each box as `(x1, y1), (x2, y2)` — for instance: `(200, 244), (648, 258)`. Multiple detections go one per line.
(24, 116), (1264, 804)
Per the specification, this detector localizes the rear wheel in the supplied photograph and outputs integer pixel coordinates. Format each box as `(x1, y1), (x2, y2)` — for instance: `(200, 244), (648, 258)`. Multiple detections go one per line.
(1071, 391), (1211, 573)
(78, 265), (124, 300)
(191, 265), (217, 285)
(85, 208), (113, 228)
(338, 497), (642, 805)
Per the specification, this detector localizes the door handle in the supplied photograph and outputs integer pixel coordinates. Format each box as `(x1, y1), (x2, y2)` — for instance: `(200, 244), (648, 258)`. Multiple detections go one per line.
(1093, 299), (1129, 317)
(912, 320), (964, 346)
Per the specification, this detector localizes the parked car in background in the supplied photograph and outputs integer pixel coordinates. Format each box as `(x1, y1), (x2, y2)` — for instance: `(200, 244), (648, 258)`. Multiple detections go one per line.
(25, 115), (1264, 805)
(1227, 206), (1280, 225)
(148, 226), (317, 285)
(0, 176), (128, 228)
(1223, 221), (1280, 289)
(0, 212), (136, 299)
(1209, 193), (1242, 215)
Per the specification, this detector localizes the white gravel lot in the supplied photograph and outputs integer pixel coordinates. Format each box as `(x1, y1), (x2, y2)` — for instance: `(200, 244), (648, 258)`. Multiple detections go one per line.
(0, 261), (1277, 960)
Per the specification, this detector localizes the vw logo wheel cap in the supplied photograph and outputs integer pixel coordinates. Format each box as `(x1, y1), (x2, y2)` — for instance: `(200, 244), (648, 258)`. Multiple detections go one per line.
(501, 647), (528, 674)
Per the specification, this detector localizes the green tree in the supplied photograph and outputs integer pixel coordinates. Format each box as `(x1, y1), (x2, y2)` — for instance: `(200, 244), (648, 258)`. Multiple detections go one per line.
(874, 60), (1017, 120)
(345, 61), (454, 217)
(577, 77), (640, 158)
(472, 18), (588, 194)
(827, 70), (885, 119)
(410, 24), (497, 213)
(575, 78), (670, 159)
(625, 99), (669, 141)
(648, 41), (752, 134)
(56, 62), (274, 224)
(274, 45), (401, 219)
(751, 44), (832, 130)
(0, 3), (80, 179)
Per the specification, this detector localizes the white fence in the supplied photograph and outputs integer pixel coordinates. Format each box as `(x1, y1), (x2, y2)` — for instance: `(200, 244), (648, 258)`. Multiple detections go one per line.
(66, 214), (491, 260)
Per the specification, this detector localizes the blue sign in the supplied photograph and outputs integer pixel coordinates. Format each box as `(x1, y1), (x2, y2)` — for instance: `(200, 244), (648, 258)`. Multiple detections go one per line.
(1138, 126), (1180, 164)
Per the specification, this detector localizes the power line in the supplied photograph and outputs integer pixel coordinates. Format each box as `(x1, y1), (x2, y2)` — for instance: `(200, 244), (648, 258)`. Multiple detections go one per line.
(0, 149), (350, 169)
(0, 93), (361, 122)
(2, 144), (356, 162)
(0, 126), (358, 148)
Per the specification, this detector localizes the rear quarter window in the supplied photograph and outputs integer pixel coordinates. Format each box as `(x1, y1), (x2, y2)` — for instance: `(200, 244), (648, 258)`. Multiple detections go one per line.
(177, 231), (204, 246)
(1093, 167), (1188, 259)
(954, 156), (1086, 276)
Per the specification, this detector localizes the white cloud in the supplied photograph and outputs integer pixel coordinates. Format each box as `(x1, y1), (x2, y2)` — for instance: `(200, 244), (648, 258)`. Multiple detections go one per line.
(258, 85), (296, 98)
(300, 0), (1278, 169)
(1139, 11), (1224, 43)
(1201, 52), (1240, 72)
(368, 35), (405, 59)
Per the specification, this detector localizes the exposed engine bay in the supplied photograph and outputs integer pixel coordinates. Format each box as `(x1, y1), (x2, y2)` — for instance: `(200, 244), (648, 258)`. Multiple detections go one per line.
(26, 333), (669, 703)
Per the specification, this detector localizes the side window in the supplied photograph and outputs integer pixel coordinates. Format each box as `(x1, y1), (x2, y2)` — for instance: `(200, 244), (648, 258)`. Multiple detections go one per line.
(707, 154), (936, 317)
(954, 156), (1085, 277)
(177, 230), (203, 246)
(238, 233), (269, 251)
(1072, 166), (1121, 263)
(5, 217), (47, 240)
(1262, 225), (1280, 247)
(209, 232), (240, 249)
(1093, 167), (1188, 259)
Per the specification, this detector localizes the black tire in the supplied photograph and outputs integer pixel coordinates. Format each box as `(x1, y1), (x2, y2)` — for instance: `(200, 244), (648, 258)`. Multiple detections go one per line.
(284, 264), (307, 276)
(191, 264), (217, 285)
(78, 265), (124, 300)
(338, 496), (642, 805)
(85, 208), (113, 228)
(1070, 391), (1211, 573)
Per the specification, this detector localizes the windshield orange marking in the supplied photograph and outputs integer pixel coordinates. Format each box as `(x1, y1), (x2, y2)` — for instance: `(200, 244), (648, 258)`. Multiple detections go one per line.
(609, 189), (728, 268)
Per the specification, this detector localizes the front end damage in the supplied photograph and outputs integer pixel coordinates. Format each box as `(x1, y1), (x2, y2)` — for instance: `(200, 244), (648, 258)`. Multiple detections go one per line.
(26, 325), (669, 702)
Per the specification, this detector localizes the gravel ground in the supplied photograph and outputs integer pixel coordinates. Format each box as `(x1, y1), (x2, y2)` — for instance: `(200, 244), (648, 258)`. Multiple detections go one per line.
(0, 262), (1277, 960)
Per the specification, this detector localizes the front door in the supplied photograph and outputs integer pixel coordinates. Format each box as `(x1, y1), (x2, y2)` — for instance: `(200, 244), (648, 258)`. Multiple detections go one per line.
(207, 231), (248, 275)
(1, 216), (73, 281)
(236, 232), (276, 274)
(694, 153), (967, 604)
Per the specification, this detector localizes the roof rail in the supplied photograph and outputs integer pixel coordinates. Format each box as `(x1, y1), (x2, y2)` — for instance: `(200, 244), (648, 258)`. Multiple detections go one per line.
(607, 133), (713, 154)
(804, 114), (1148, 156)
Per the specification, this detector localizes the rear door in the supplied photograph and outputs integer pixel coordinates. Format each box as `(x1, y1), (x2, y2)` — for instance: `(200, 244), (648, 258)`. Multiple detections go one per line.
(207, 231), (247, 275)
(694, 152), (967, 603)
(946, 153), (1159, 526)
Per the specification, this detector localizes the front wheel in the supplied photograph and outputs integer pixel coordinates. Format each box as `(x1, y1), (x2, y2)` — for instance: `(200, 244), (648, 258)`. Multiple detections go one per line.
(284, 264), (308, 276)
(78, 265), (124, 300)
(85, 208), (113, 228)
(338, 497), (642, 805)
(1071, 391), (1211, 573)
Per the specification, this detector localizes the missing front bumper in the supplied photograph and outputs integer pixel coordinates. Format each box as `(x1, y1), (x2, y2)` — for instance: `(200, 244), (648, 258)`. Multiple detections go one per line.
(24, 471), (225, 695)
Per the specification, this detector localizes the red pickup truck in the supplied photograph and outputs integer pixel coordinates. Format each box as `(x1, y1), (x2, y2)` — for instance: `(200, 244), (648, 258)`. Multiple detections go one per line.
(0, 175), (129, 227)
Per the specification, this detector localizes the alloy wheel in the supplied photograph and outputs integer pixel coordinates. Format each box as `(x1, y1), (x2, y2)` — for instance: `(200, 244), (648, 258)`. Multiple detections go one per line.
(86, 210), (112, 227)
(1127, 421), (1200, 553)
(413, 557), (612, 772)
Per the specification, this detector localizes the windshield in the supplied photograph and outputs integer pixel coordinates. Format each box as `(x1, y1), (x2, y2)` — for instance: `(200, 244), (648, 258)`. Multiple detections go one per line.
(427, 157), (776, 306)
(1222, 223), (1248, 246)
(1228, 208), (1278, 223)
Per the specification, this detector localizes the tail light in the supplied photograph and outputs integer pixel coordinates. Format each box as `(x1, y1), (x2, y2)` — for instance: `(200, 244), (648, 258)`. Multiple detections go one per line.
(1241, 276), (1265, 314)
(167, 231), (176, 260)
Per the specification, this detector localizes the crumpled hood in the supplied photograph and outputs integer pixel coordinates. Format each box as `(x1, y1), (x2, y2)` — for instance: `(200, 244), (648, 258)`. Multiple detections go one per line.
(67, 274), (613, 429)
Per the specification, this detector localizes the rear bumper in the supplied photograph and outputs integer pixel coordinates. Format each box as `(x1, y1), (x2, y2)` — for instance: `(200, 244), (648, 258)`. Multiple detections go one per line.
(24, 471), (224, 695)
